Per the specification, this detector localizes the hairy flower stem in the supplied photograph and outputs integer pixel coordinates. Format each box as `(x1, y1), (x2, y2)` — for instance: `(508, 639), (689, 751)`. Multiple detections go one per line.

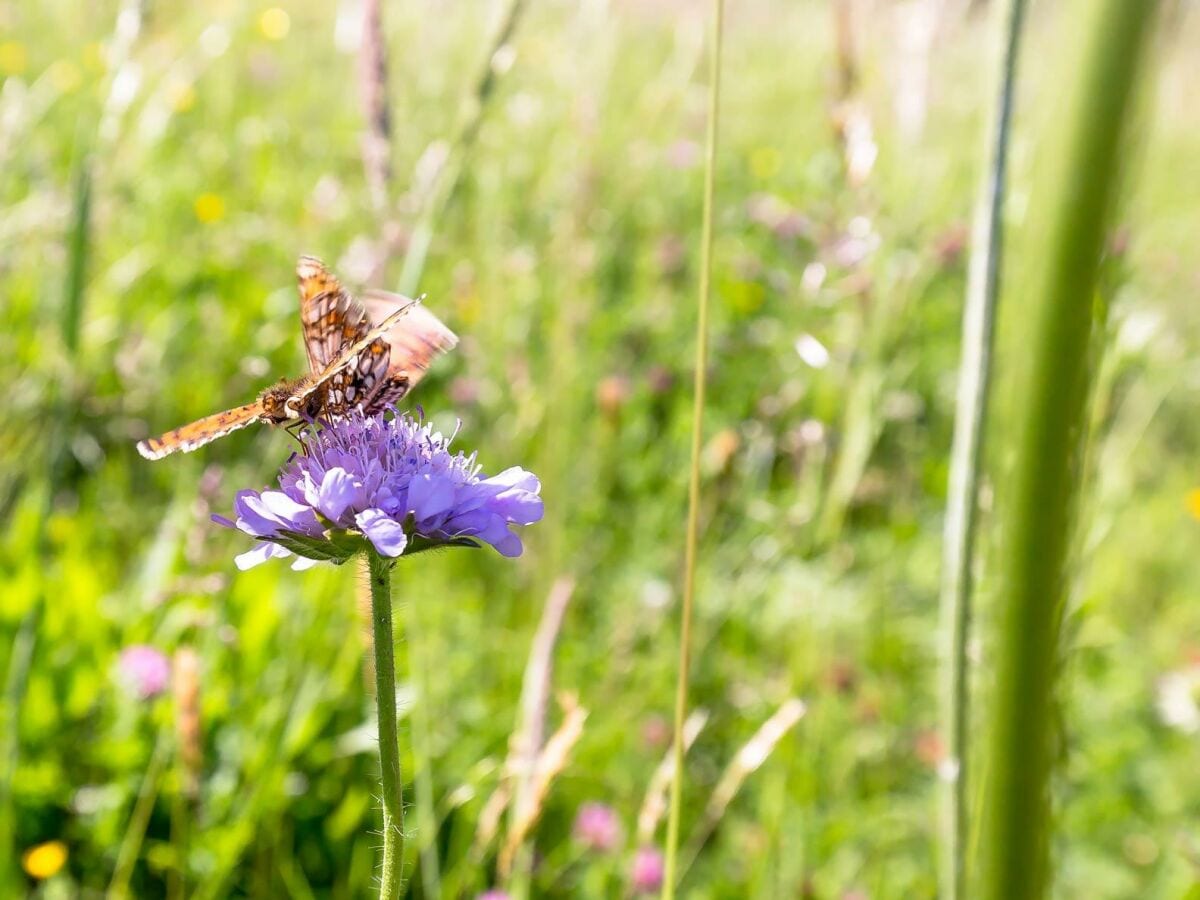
(367, 549), (405, 900)
(663, 0), (724, 896)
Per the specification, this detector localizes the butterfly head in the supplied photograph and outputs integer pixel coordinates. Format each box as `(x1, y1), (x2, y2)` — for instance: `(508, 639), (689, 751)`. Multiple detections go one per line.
(259, 377), (311, 423)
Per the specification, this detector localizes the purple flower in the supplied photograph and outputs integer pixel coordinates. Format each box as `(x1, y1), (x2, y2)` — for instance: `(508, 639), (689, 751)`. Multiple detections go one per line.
(573, 802), (621, 852)
(214, 410), (543, 569)
(630, 846), (664, 894)
(476, 892), (510, 900)
(117, 645), (171, 699)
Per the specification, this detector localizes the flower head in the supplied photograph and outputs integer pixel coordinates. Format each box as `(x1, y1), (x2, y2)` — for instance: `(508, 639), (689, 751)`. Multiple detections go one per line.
(573, 802), (621, 852)
(476, 891), (510, 900)
(117, 645), (171, 699)
(215, 410), (543, 569)
(630, 846), (664, 893)
(22, 840), (67, 880)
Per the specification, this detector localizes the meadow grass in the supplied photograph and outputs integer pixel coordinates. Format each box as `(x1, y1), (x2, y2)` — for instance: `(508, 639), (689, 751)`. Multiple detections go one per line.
(1, 1), (1200, 898)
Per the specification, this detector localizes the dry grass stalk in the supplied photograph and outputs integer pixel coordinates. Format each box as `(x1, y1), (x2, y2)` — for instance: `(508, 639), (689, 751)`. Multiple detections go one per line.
(472, 576), (575, 865)
(498, 694), (588, 877)
(472, 780), (511, 862)
(636, 710), (709, 846)
(678, 699), (806, 876)
(510, 577), (575, 820)
(172, 647), (202, 800)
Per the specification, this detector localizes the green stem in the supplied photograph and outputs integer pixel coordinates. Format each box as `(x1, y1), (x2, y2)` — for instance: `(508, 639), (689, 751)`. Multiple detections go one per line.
(403, 596), (442, 898)
(981, 2), (1159, 898)
(108, 731), (170, 899)
(367, 549), (405, 900)
(938, 1), (1027, 898)
(662, 0), (724, 896)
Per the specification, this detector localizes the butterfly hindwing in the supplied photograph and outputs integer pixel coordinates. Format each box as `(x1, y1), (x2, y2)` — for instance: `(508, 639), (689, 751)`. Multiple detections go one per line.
(361, 290), (458, 400)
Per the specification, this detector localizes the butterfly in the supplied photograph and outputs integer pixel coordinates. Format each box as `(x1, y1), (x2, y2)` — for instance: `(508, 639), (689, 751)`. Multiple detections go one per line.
(136, 255), (457, 460)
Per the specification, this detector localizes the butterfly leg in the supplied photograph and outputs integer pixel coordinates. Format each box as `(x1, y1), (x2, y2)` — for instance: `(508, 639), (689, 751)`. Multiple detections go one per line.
(283, 420), (310, 455)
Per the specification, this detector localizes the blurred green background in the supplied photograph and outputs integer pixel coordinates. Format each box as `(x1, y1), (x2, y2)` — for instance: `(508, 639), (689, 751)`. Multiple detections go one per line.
(2, 0), (1200, 897)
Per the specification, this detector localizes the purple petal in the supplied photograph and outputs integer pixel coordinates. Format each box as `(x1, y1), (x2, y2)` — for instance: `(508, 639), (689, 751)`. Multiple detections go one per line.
(291, 556), (319, 571)
(486, 466), (541, 493)
(211, 514), (236, 529)
(492, 488), (544, 525)
(355, 508), (408, 557)
(491, 530), (523, 557)
(235, 542), (291, 570)
(444, 508), (492, 537)
(407, 473), (456, 522)
(259, 490), (320, 532)
(233, 490), (284, 537)
(317, 467), (360, 523)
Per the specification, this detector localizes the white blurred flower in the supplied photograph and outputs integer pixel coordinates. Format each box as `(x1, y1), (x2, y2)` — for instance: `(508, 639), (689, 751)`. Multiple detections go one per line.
(1156, 665), (1200, 733)
(794, 333), (830, 369)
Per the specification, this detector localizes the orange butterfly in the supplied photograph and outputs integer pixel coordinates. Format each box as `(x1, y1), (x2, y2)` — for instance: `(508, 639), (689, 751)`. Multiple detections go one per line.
(137, 256), (457, 460)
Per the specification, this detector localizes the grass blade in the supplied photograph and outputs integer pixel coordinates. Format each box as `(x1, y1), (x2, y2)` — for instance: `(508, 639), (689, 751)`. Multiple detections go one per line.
(981, 2), (1161, 897)
(937, 1), (1027, 897)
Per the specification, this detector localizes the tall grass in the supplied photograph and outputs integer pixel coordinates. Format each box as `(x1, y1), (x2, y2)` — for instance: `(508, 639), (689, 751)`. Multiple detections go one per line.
(981, 2), (1161, 897)
(937, 1), (1027, 897)
(662, 0), (724, 896)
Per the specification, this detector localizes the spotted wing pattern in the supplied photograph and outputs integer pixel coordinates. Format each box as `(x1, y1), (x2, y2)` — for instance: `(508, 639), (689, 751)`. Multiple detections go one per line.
(360, 290), (458, 414)
(297, 256), (394, 416)
(291, 303), (421, 412)
(136, 402), (264, 460)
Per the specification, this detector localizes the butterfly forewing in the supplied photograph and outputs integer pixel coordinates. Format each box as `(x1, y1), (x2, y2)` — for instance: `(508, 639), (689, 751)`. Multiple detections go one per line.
(137, 403), (264, 460)
(296, 255), (373, 372)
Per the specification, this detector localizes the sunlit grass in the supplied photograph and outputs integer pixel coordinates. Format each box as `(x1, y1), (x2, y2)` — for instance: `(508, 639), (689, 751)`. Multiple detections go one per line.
(0, 1), (1197, 897)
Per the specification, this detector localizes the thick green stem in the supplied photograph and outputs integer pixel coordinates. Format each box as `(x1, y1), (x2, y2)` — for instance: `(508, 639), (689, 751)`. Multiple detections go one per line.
(367, 550), (405, 900)
(662, 0), (723, 896)
(981, 2), (1159, 898)
(938, 1), (1027, 898)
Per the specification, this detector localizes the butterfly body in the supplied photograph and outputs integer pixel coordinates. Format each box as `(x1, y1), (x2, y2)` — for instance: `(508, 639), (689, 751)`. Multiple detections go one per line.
(136, 257), (456, 460)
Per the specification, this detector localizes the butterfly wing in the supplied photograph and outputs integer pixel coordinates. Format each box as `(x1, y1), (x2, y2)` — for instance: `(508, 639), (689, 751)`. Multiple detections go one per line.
(296, 256), (456, 417)
(360, 290), (458, 412)
(137, 402), (264, 460)
(294, 303), (421, 411)
(296, 255), (372, 372)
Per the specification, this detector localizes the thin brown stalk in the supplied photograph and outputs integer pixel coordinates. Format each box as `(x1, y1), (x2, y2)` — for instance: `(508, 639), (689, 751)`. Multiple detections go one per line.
(359, 0), (393, 210)
(663, 0), (724, 895)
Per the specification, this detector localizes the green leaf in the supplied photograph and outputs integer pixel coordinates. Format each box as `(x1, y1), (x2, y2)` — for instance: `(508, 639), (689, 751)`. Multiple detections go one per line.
(265, 531), (357, 564)
(403, 535), (480, 557)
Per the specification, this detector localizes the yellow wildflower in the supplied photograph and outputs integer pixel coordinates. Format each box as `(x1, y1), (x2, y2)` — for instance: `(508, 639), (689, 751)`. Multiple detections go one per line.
(0, 41), (27, 75)
(22, 840), (67, 880)
(259, 8), (291, 41)
(194, 193), (225, 224)
(1186, 488), (1200, 522)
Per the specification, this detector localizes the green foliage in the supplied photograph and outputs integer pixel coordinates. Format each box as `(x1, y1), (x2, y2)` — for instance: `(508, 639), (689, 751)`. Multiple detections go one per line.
(0, 1), (1198, 897)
